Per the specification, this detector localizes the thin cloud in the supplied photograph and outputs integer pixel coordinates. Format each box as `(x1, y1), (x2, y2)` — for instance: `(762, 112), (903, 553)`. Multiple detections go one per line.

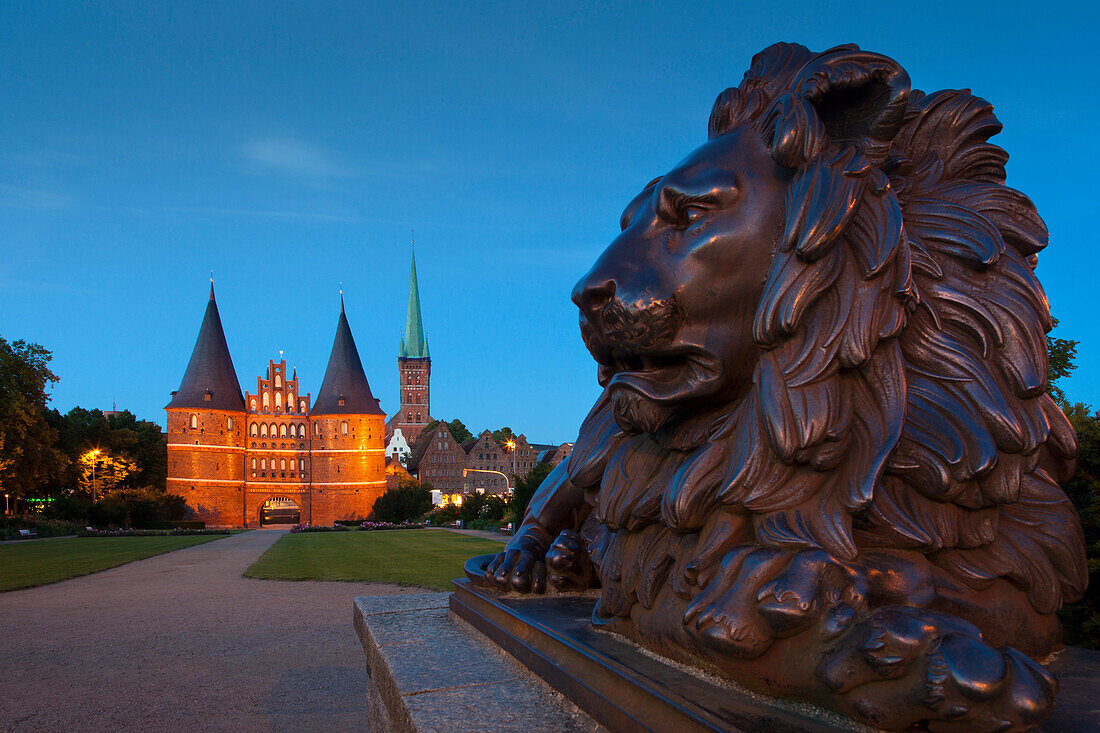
(241, 137), (351, 179)
(0, 185), (74, 210)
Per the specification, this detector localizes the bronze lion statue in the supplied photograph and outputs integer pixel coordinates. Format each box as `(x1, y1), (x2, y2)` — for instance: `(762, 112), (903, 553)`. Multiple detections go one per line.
(477, 43), (1087, 732)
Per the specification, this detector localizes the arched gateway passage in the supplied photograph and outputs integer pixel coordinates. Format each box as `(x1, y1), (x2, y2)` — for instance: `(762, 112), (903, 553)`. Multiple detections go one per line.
(260, 497), (300, 526)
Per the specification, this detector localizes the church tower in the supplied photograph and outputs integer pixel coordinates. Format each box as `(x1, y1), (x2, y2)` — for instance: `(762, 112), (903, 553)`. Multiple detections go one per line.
(309, 297), (388, 520)
(165, 283), (247, 524)
(389, 250), (432, 443)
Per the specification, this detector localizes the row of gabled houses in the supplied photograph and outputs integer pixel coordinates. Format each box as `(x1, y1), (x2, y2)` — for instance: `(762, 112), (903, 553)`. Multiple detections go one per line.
(385, 422), (572, 504)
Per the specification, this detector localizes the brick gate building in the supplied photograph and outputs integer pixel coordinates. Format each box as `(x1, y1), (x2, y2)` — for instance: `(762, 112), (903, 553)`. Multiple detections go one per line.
(166, 286), (386, 527)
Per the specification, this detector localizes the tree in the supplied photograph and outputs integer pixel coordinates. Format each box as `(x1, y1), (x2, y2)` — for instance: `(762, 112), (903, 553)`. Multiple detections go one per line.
(1048, 317), (1079, 404)
(447, 419), (473, 444)
(492, 426), (516, 447)
(371, 478), (432, 523)
(0, 337), (66, 499)
(511, 461), (553, 520)
(79, 448), (137, 497)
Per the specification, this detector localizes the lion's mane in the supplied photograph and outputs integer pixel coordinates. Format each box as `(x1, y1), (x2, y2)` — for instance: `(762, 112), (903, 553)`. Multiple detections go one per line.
(564, 43), (1086, 619)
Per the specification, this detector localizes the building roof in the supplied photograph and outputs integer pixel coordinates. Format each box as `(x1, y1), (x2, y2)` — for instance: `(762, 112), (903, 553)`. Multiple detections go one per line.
(166, 284), (246, 412)
(398, 250), (430, 359)
(312, 299), (386, 416)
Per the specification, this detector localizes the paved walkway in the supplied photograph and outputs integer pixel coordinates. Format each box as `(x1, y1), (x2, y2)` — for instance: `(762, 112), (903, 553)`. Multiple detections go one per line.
(0, 529), (420, 731)
(440, 527), (509, 543)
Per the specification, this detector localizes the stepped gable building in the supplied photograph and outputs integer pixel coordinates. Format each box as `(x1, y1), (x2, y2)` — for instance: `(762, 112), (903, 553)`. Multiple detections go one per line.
(387, 252), (432, 443)
(166, 287), (386, 527)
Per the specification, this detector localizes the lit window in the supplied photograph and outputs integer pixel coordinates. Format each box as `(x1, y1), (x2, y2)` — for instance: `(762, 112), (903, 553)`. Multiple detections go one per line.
(261, 424), (268, 438)
(342, 421), (348, 436)
(190, 414), (197, 429)
(290, 459), (296, 470)
(280, 424), (287, 437)
(227, 417), (234, 430)
(250, 424), (258, 436)
(261, 458), (267, 469)
(251, 458), (256, 469)
(281, 459), (286, 470)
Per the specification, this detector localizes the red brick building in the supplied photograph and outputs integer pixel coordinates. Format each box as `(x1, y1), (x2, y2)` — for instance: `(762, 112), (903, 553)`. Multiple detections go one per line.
(166, 286), (386, 527)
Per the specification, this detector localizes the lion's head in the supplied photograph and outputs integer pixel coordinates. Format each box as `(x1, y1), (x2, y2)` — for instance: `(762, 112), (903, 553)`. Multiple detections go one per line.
(566, 43), (1086, 619)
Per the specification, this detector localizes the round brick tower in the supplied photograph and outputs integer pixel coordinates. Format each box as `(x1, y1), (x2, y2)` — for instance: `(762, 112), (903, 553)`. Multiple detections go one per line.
(308, 298), (387, 522)
(165, 283), (247, 526)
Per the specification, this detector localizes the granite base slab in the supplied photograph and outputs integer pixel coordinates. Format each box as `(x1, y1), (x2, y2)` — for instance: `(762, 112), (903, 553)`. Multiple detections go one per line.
(353, 592), (603, 733)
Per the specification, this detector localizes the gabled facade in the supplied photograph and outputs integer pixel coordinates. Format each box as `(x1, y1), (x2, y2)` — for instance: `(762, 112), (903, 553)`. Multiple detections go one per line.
(166, 289), (386, 527)
(407, 422), (466, 493)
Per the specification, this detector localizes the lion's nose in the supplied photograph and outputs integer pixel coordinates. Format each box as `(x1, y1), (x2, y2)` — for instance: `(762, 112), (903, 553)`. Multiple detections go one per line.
(572, 277), (616, 317)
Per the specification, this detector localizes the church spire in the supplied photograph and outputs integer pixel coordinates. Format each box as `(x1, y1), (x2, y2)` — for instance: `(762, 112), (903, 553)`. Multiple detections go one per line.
(167, 282), (245, 411)
(399, 247), (429, 359)
(313, 300), (385, 416)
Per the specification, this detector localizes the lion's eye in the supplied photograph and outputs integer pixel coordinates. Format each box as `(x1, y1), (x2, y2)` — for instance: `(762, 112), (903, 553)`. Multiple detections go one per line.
(683, 205), (708, 225)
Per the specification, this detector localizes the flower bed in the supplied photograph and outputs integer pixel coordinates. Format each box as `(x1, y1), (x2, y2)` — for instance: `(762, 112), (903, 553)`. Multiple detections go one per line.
(289, 521), (424, 533)
(78, 528), (231, 537)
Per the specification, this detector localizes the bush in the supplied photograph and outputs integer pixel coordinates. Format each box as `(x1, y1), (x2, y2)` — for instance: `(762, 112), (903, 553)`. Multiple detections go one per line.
(42, 487), (188, 529)
(371, 480), (432, 523)
(141, 520), (205, 530)
(0, 515), (84, 540)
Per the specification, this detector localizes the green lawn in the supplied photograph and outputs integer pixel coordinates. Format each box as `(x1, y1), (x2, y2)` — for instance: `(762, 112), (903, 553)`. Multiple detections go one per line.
(243, 529), (504, 590)
(0, 534), (233, 592)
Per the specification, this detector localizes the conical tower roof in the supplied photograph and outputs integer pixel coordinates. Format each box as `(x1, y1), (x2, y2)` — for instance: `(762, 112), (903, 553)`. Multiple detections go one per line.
(313, 298), (385, 415)
(398, 250), (429, 359)
(166, 284), (245, 411)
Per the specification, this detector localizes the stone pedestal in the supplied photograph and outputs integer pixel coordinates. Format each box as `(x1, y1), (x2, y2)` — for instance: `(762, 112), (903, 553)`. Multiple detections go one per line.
(448, 579), (1100, 733)
(355, 586), (1100, 732)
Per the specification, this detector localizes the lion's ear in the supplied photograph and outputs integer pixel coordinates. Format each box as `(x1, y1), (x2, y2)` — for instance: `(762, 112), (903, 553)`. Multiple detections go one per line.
(791, 46), (911, 164)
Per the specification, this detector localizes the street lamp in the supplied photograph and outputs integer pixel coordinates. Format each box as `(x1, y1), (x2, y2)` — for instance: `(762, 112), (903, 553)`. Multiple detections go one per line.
(505, 439), (516, 489)
(88, 449), (101, 502)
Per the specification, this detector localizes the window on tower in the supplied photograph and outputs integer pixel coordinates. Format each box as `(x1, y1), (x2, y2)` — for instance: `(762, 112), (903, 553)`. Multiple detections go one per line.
(263, 392), (270, 410)
(227, 417), (234, 430)
(342, 421), (349, 436)
(275, 392), (283, 411)
(261, 424), (268, 437)
(251, 424), (258, 437)
(190, 414), (197, 429)
(275, 374), (282, 388)
(250, 398), (257, 411)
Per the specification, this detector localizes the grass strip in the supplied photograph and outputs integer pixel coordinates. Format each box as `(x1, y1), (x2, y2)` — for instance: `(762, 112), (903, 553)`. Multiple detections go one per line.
(244, 529), (504, 590)
(0, 534), (230, 592)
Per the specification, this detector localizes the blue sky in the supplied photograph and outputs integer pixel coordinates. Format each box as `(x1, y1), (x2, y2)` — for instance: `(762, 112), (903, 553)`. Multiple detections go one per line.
(2, 1), (1097, 443)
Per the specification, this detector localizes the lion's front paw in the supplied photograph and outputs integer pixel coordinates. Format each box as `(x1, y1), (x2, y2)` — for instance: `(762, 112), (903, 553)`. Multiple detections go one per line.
(818, 607), (1056, 732)
(482, 525), (553, 593)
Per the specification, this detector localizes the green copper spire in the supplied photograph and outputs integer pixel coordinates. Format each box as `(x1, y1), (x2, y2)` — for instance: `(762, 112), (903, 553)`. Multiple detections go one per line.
(399, 249), (429, 359)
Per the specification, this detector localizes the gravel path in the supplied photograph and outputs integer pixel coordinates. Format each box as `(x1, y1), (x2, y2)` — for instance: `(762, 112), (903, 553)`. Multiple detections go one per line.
(0, 528), (420, 732)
